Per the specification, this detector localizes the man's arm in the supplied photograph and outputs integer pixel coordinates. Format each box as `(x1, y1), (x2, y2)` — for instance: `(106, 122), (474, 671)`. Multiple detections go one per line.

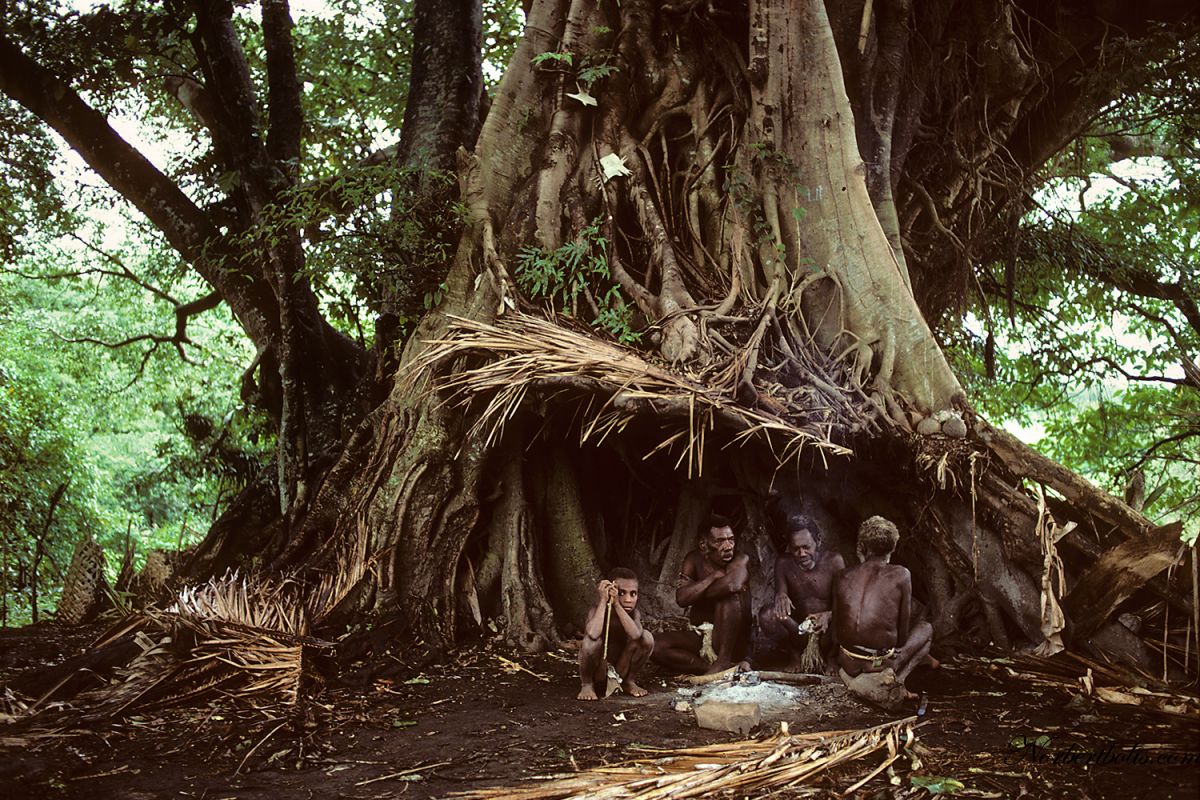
(582, 580), (614, 640)
(896, 569), (912, 644)
(675, 552), (716, 607)
(612, 602), (643, 640)
(705, 554), (749, 598)
(773, 556), (794, 619)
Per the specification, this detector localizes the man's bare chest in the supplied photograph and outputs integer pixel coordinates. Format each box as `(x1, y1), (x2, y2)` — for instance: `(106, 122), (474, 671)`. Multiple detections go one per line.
(786, 564), (834, 598)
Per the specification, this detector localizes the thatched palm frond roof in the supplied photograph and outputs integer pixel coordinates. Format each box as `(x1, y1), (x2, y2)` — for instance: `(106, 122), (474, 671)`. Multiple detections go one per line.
(415, 314), (853, 473)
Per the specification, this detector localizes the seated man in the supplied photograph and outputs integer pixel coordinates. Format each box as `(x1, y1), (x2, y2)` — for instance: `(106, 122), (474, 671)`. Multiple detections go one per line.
(757, 514), (845, 671)
(578, 568), (654, 700)
(833, 516), (932, 708)
(651, 515), (752, 675)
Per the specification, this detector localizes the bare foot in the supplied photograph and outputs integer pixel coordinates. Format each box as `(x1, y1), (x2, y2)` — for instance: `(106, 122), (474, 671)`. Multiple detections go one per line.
(577, 685), (599, 701)
(923, 654), (940, 669)
(623, 680), (649, 697)
(781, 660), (806, 674)
(704, 660), (734, 675)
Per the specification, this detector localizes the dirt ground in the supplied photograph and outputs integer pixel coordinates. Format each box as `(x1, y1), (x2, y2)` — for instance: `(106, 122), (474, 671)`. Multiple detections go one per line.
(1, 623), (1197, 799)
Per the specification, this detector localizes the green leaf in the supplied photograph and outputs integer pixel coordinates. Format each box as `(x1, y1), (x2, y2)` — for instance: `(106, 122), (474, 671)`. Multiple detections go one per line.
(531, 50), (573, 66)
(910, 775), (966, 794)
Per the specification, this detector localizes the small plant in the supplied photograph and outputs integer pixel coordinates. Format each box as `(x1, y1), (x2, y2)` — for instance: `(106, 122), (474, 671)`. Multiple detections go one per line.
(515, 220), (641, 344)
(423, 280), (447, 310)
(577, 57), (619, 88)
(531, 50), (573, 67)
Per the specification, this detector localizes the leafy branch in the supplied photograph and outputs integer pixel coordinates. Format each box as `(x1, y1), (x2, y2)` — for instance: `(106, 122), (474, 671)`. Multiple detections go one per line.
(515, 220), (641, 344)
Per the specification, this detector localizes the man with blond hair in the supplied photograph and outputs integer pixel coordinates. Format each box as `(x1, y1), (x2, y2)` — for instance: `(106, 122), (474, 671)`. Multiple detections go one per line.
(832, 516), (932, 707)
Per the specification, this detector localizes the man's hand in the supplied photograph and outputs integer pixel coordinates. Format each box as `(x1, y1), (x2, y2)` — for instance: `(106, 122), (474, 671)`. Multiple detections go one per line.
(774, 593), (794, 620)
(807, 610), (832, 633)
(597, 579), (616, 603)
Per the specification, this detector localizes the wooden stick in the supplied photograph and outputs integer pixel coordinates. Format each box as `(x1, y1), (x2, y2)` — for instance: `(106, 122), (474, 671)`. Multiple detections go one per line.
(601, 593), (614, 662)
(355, 761), (451, 787)
(235, 720), (287, 775)
(755, 671), (837, 685)
(682, 666), (738, 685)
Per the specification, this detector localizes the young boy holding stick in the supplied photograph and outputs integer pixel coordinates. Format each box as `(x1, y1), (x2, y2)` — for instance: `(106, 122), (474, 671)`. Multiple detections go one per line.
(577, 568), (654, 700)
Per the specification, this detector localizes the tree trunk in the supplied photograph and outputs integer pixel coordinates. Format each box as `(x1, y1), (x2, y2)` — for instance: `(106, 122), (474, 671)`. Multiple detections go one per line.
(233, 0), (1188, 669)
(6, 0), (1188, 677)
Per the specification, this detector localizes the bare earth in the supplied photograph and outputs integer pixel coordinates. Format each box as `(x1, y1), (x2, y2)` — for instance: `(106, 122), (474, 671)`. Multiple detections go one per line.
(1, 623), (1197, 799)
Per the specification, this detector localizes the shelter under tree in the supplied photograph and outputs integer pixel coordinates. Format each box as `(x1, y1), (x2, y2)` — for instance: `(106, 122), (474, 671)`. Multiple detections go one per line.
(0, 0), (1196, 710)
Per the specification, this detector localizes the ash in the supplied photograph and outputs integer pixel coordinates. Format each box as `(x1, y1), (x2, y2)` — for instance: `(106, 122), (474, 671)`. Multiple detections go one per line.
(672, 672), (857, 719)
(692, 681), (808, 711)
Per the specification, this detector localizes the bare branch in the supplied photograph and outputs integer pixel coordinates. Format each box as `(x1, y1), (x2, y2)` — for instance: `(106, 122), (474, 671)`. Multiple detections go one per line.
(1125, 430), (1200, 474)
(175, 291), (223, 343)
(64, 231), (179, 304)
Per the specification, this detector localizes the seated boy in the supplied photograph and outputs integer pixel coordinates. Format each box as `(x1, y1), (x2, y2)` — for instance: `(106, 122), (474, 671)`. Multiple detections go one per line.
(578, 568), (654, 700)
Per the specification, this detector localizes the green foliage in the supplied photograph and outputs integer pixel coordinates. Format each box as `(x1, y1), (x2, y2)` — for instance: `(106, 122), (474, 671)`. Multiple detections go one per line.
(293, 1), (416, 171)
(481, 0), (525, 83)
(0, 229), (265, 625)
(577, 56), (618, 88)
(531, 50), (573, 67)
(954, 122), (1199, 540)
(910, 775), (965, 794)
(515, 221), (641, 344)
(0, 106), (76, 261)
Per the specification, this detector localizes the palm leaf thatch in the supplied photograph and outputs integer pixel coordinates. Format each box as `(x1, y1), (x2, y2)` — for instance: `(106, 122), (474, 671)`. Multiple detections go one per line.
(56, 572), (326, 718)
(307, 515), (373, 626)
(965, 652), (1200, 719)
(453, 717), (918, 799)
(415, 314), (853, 475)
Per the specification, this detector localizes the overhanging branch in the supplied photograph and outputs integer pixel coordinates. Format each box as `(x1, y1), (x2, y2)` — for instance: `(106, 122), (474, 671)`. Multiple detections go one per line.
(0, 33), (275, 346)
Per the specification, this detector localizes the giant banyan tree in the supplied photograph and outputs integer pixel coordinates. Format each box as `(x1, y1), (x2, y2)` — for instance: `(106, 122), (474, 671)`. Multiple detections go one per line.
(2, 0), (1197, 706)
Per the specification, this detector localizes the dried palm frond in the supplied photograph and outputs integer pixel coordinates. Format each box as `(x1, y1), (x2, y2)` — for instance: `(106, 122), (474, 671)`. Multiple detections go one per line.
(452, 717), (917, 799)
(415, 314), (852, 474)
(1032, 485), (1072, 658)
(173, 571), (308, 636)
(308, 515), (372, 625)
(964, 653), (1200, 719)
(57, 572), (326, 718)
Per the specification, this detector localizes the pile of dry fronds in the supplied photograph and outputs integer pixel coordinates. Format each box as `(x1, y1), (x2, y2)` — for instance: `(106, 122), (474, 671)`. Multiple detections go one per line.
(963, 652), (1200, 719)
(453, 717), (917, 799)
(29, 572), (330, 720)
(416, 314), (852, 476)
(17, 513), (377, 723)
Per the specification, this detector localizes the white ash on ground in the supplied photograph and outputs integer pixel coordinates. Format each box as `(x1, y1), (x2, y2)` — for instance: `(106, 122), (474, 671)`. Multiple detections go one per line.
(671, 672), (858, 719)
